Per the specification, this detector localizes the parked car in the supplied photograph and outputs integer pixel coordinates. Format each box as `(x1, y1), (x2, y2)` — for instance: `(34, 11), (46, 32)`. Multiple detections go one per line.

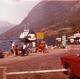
(61, 54), (80, 79)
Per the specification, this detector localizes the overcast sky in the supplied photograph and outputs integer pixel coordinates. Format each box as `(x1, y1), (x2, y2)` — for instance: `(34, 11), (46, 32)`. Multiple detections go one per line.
(0, 0), (78, 24)
(0, 0), (42, 24)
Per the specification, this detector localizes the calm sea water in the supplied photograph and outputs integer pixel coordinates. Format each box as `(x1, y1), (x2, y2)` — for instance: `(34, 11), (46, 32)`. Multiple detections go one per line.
(0, 40), (19, 52)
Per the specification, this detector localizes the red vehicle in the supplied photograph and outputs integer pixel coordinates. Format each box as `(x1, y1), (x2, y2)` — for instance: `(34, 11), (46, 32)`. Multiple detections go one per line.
(61, 54), (80, 79)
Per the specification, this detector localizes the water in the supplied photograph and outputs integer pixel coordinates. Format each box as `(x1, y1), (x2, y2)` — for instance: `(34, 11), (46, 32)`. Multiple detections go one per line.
(0, 40), (20, 52)
(0, 40), (11, 52)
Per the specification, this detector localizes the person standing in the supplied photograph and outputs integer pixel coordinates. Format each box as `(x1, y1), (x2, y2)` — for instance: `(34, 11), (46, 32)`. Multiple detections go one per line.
(23, 44), (30, 55)
(10, 41), (16, 56)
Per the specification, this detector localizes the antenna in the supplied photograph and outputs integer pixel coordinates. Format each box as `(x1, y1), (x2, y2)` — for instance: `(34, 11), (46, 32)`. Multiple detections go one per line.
(27, 23), (29, 29)
(24, 24), (26, 31)
(24, 23), (29, 30)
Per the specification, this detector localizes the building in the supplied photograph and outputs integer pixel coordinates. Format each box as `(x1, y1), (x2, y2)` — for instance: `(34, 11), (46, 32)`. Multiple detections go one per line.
(68, 32), (80, 44)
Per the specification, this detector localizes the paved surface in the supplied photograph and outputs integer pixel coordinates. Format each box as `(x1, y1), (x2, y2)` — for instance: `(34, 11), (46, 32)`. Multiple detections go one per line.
(1, 45), (78, 79)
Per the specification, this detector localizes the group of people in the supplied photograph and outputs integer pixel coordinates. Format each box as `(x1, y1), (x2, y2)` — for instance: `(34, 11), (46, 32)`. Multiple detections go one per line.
(10, 40), (48, 56)
(10, 41), (29, 56)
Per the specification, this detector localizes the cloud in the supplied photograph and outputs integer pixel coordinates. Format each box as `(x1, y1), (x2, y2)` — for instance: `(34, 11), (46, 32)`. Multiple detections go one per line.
(0, 0), (11, 3)
(0, 0), (21, 4)
(0, 0), (42, 3)
(12, 0), (21, 2)
(20, 0), (42, 2)
(0, 0), (42, 24)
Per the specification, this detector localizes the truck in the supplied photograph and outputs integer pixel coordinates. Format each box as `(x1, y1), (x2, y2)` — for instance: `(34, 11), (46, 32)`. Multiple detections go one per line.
(61, 54), (80, 79)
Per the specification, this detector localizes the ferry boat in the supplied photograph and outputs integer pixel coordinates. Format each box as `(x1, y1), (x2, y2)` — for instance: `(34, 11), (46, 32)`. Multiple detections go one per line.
(19, 24), (36, 43)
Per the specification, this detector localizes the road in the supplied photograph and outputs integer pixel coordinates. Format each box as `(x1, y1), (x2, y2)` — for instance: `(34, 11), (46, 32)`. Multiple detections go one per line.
(0, 47), (73, 79)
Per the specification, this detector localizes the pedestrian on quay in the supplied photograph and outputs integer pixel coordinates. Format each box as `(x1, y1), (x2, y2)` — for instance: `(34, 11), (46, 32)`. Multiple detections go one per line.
(10, 41), (17, 56)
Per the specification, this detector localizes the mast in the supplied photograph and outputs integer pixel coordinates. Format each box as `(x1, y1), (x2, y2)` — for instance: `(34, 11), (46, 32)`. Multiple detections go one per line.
(27, 23), (29, 30)
(24, 23), (29, 32)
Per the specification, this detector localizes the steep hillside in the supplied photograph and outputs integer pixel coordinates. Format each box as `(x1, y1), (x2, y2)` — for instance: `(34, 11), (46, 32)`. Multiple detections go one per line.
(23, 1), (76, 30)
(1, 1), (80, 39)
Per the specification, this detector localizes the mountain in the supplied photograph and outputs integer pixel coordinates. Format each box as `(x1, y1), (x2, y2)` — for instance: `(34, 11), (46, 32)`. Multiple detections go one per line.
(1, 0), (80, 39)
(0, 21), (15, 34)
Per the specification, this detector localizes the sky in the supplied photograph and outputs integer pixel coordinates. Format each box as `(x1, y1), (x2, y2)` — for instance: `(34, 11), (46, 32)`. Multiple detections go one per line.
(0, 0), (42, 24)
(0, 0), (78, 25)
